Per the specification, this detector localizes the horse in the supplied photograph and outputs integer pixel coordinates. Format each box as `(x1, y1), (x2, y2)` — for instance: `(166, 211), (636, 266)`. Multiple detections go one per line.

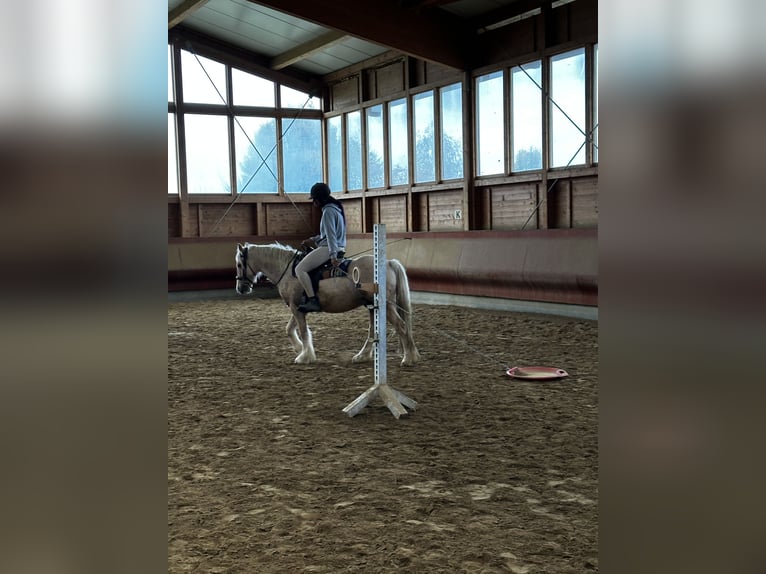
(235, 242), (420, 366)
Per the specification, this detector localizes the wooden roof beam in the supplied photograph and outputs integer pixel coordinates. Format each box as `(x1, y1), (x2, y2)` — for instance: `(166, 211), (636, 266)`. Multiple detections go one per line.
(471, 0), (547, 32)
(271, 30), (348, 70)
(248, 0), (473, 71)
(168, 0), (209, 30)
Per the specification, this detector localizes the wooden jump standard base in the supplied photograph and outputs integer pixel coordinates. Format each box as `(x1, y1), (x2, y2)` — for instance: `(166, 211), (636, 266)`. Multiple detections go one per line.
(342, 383), (417, 419)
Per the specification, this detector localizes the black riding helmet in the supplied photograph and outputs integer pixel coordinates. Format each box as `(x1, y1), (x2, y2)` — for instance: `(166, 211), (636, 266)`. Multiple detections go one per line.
(310, 182), (332, 205)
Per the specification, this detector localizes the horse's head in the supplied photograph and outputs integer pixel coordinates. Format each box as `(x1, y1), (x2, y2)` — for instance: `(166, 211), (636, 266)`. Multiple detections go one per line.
(235, 243), (255, 295)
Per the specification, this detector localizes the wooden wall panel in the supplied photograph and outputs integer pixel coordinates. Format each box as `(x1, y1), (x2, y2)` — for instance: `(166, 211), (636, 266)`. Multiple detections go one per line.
(570, 0), (598, 40)
(548, 180), (571, 229)
(168, 204), (180, 238)
(379, 195), (407, 232)
(427, 190), (463, 231)
(186, 204), (200, 237)
(331, 76), (359, 110)
(410, 60), (426, 87)
(424, 61), (461, 85)
(363, 69), (375, 101)
(490, 184), (537, 230)
(376, 61), (405, 97)
(481, 16), (538, 64)
(342, 198), (363, 233)
(470, 187), (492, 231)
(198, 204), (254, 237)
(572, 177), (598, 228)
(266, 203), (312, 236)
(550, 4), (571, 46)
(414, 193), (429, 231)
(367, 197), (379, 229)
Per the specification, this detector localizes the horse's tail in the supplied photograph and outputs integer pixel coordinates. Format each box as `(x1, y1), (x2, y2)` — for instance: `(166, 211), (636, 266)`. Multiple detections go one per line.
(390, 259), (415, 340)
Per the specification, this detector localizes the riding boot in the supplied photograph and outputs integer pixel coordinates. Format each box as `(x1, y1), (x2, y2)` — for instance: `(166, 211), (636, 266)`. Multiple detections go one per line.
(299, 295), (321, 313)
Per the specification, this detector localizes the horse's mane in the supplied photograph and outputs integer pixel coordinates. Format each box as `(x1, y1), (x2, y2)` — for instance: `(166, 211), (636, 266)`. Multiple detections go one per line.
(245, 241), (299, 268)
(245, 241), (298, 254)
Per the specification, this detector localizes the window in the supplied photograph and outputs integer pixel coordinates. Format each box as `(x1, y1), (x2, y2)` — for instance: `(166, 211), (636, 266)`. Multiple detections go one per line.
(476, 70), (504, 176)
(388, 98), (409, 186)
(593, 43), (599, 164)
(327, 115), (343, 192)
(185, 114), (230, 194)
(280, 85), (321, 109)
(168, 113), (178, 194)
(511, 61), (543, 172)
(168, 46), (174, 103)
(282, 118), (322, 193)
(413, 91), (435, 183)
(232, 69), (275, 107)
(366, 105), (384, 189)
(439, 83), (463, 180)
(235, 117), (277, 193)
(181, 50), (226, 105)
(550, 48), (586, 167)
(170, 44), (328, 198)
(346, 111), (363, 191)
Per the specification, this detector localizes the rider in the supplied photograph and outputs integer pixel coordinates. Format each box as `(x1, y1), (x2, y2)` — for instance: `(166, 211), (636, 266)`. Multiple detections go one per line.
(296, 182), (346, 313)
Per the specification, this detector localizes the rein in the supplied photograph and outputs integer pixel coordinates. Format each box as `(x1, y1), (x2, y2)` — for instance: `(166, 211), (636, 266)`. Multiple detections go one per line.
(272, 250), (299, 286)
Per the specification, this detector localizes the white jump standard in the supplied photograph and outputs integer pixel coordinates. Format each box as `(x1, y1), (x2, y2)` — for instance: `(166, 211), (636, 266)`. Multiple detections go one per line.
(342, 224), (417, 419)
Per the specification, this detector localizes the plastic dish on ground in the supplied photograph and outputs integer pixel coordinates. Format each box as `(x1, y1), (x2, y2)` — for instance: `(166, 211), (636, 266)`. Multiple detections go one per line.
(506, 366), (569, 381)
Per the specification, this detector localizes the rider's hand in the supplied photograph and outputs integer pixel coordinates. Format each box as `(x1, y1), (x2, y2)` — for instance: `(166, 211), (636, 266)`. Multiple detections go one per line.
(331, 257), (340, 267)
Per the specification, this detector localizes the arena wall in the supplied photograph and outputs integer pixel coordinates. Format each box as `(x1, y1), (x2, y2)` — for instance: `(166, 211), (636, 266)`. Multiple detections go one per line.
(168, 229), (596, 306)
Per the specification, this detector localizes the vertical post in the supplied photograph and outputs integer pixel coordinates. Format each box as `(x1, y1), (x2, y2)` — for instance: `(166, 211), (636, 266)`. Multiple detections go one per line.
(374, 224), (387, 387)
(342, 223), (416, 418)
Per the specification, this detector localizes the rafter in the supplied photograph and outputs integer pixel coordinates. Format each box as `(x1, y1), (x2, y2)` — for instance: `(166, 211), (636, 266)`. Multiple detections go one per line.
(471, 0), (547, 32)
(271, 30), (347, 70)
(247, 0), (472, 70)
(168, 0), (209, 30)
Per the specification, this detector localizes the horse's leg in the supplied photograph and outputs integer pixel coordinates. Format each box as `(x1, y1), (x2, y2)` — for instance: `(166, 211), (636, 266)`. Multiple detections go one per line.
(293, 310), (317, 364)
(352, 308), (376, 363)
(389, 262), (420, 365)
(385, 299), (418, 366)
(286, 315), (303, 353)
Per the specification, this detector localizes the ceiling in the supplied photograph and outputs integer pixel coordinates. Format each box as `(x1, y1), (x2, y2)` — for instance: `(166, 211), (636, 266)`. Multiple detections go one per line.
(168, 0), (553, 79)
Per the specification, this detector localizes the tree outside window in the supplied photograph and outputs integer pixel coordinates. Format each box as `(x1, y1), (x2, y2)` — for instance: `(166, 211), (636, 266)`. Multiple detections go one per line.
(388, 98), (409, 186)
(413, 91), (435, 183)
(366, 105), (385, 188)
(327, 115), (343, 192)
(346, 111), (363, 191)
(440, 83), (464, 180)
(511, 61), (543, 172)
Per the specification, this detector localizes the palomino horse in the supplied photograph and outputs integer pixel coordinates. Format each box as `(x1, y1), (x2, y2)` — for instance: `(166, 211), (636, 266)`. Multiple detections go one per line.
(235, 242), (420, 366)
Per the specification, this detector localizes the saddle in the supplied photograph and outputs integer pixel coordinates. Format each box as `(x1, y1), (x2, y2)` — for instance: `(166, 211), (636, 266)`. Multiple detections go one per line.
(292, 250), (352, 295)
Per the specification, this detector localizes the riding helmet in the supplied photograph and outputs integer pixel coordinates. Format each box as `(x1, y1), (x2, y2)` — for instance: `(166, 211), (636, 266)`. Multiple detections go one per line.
(310, 182), (332, 204)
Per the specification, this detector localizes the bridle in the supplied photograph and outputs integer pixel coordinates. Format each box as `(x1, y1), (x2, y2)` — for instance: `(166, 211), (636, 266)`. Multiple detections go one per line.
(236, 246), (257, 291)
(236, 245), (298, 291)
